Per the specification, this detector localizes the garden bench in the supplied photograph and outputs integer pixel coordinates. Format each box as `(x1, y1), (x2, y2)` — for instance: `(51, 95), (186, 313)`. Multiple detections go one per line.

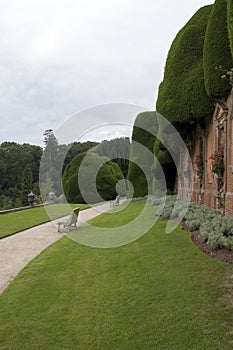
(110, 195), (120, 207)
(57, 207), (80, 232)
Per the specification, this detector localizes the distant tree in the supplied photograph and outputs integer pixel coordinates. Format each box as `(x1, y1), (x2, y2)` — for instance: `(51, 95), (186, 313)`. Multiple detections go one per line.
(32, 182), (42, 204)
(2, 197), (13, 210)
(43, 129), (54, 147)
(94, 137), (130, 177)
(0, 142), (42, 209)
(21, 165), (33, 206)
(14, 198), (22, 208)
(42, 129), (59, 169)
(39, 176), (55, 202)
(40, 129), (68, 197)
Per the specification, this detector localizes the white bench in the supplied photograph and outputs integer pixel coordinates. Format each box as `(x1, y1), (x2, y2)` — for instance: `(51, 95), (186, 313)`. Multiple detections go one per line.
(57, 207), (80, 232)
(110, 195), (120, 207)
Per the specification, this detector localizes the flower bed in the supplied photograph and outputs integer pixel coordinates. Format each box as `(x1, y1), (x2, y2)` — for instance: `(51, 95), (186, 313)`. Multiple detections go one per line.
(155, 195), (233, 251)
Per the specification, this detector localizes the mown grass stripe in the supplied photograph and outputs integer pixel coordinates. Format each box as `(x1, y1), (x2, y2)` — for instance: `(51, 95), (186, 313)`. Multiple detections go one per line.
(0, 201), (232, 349)
(0, 204), (89, 239)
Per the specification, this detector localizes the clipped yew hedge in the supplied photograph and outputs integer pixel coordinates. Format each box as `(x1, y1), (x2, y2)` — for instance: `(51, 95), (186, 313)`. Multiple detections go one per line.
(156, 6), (214, 127)
(227, 0), (233, 57)
(153, 138), (173, 166)
(63, 152), (124, 203)
(203, 0), (233, 100)
(128, 112), (158, 197)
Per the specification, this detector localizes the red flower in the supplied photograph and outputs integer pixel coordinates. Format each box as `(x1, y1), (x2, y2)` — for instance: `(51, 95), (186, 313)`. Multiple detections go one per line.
(218, 146), (224, 157)
(209, 154), (216, 163)
(209, 150), (225, 177)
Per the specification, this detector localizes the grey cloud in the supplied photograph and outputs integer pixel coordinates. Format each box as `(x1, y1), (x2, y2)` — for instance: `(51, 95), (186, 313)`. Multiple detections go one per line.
(0, 0), (214, 145)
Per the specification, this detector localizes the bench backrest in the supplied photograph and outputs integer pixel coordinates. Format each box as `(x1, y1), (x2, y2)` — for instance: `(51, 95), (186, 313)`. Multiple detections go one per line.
(68, 207), (80, 225)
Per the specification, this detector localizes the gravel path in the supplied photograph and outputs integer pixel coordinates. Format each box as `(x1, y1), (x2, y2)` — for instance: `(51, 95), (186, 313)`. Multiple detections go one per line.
(0, 202), (115, 294)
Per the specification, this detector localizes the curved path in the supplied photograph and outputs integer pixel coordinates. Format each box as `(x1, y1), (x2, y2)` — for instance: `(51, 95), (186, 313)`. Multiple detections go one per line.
(0, 202), (117, 295)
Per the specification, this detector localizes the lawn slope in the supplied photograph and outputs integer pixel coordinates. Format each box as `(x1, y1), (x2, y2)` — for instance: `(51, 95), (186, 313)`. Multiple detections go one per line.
(0, 201), (232, 349)
(0, 204), (89, 239)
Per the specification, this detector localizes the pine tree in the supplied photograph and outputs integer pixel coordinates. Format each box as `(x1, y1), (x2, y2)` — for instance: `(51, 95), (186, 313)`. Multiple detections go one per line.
(40, 129), (68, 196)
(21, 164), (33, 206)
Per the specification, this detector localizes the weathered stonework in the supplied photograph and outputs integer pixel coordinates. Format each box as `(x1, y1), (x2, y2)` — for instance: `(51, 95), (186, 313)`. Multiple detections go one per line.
(185, 88), (233, 216)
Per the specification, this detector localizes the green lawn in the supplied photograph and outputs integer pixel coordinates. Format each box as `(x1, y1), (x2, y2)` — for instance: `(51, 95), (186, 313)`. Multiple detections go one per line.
(0, 201), (233, 349)
(0, 203), (89, 239)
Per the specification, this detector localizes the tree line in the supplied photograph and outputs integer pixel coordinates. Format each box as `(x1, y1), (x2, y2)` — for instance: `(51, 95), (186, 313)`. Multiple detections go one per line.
(0, 130), (130, 209)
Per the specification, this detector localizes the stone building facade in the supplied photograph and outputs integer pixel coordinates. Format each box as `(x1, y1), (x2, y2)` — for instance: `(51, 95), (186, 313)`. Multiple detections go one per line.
(187, 89), (233, 216)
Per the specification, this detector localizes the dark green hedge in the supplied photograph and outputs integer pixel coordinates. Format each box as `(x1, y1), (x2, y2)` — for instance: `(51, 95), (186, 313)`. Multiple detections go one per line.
(227, 0), (233, 57)
(63, 152), (124, 203)
(151, 137), (176, 194)
(127, 112), (158, 197)
(203, 0), (233, 99)
(156, 6), (214, 126)
(127, 162), (148, 198)
(153, 138), (173, 166)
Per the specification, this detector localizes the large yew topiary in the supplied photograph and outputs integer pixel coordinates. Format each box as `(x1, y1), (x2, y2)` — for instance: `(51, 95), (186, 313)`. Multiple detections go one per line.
(156, 6), (214, 127)
(127, 112), (158, 197)
(227, 0), (233, 57)
(151, 130), (177, 194)
(63, 152), (124, 203)
(153, 139), (173, 165)
(203, 0), (233, 100)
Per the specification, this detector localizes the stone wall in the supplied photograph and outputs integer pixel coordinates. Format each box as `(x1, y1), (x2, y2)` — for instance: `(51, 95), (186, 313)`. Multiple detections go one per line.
(185, 88), (233, 217)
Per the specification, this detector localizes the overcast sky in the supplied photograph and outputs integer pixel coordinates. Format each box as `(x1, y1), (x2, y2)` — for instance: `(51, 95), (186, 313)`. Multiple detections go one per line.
(0, 0), (214, 146)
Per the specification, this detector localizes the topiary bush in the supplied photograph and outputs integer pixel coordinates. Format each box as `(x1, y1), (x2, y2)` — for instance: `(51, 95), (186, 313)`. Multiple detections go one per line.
(156, 5), (214, 128)
(203, 0), (233, 100)
(227, 0), (233, 57)
(63, 152), (124, 203)
(151, 134), (177, 194)
(153, 138), (173, 165)
(128, 112), (158, 198)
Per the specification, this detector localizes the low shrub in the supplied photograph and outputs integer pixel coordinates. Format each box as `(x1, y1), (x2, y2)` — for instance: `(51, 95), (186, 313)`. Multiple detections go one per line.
(156, 195), (233, 250)
(199, 215), (233, 249)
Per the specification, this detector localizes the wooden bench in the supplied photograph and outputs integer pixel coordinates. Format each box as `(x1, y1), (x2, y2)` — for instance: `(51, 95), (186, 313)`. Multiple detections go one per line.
(57, 207), (80, 232)
(110, 195), (120, 207)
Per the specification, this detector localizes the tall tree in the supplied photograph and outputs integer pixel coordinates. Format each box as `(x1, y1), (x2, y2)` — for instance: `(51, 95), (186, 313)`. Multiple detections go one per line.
(21, 164), (33, 206)
(40, 129), (68, 198)
(0, 142), (42, 209)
